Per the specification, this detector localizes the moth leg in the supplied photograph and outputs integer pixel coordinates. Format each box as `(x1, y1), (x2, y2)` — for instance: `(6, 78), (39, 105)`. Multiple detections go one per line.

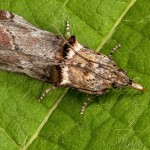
(109, 44), (121, 59)
(39, 86), (56, 101)
(80, 96), (94, 115)
(66, 20), (71, 39)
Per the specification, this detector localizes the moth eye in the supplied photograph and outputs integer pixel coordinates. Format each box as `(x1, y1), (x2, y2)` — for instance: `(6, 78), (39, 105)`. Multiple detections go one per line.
(118, 69), (126, 74)
(112, 82), (120, 89)
(128, 79), (133, 85)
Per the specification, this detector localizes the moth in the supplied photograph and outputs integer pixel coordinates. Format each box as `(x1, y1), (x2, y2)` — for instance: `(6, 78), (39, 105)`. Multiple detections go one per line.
(0, 10), (144, 114)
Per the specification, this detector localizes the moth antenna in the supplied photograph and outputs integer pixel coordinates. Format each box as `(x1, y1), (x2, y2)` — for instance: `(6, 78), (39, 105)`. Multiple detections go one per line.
(51, 24), (67, 42)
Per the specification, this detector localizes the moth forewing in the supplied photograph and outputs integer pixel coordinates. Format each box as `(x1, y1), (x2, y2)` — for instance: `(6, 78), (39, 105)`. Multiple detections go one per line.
(0, 10), (144, 115)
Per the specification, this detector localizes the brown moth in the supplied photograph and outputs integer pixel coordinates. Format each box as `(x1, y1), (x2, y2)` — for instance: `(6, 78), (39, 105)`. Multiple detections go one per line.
(0, 10), (144, 115)
(0, 10), (64, 81)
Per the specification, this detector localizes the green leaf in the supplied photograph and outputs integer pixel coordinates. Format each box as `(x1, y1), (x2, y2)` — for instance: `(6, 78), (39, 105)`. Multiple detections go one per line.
(0, 0), (150, 149)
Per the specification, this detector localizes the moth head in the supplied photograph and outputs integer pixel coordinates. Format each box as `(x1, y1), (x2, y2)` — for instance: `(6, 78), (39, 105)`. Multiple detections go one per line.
(112, 69), (144, 92)
(112, 69), (128, 88)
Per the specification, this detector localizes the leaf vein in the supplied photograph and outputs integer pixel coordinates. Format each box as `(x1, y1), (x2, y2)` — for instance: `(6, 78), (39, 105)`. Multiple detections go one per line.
(96, 0), (138, 51)
(21, 89), (68, 150)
